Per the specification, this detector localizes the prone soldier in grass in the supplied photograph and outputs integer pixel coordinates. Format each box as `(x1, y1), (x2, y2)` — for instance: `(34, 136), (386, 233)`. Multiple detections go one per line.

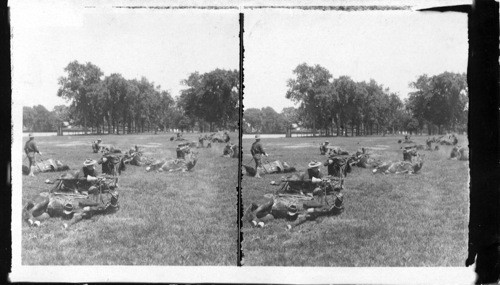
(287, 191), (344, 230)
(245, 163), (344, 229)
(23, 189), (119, 228)
(63, 190), (119, 229)
(243, 200), (300, 228)
(49, 159), (117, 194)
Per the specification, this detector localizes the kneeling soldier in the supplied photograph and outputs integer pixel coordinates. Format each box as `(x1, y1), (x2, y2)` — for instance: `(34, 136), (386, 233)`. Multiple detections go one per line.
(319, 141), (329, 155)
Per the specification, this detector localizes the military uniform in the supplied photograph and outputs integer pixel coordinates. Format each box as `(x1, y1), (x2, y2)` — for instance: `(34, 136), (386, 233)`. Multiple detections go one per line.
(324, 156), (351, 178)
(176, 144), (191, 159)
(289, 191), (344, 229)
(244, 200), (299, 226)
(92, 140), (102, 153)
(402, 148), (415, 162)
(65, 167), (100, 193)
(25, 191), (119, 228)
(426, 139), (432, 150)
(250, 140), (267, 169)
(24, 136), (41, 176)
(55, 159), (102, 193)
(98, 153), (124, 176)
(198, 135), (205, 147)
(65, 191), (119, 228)
(319, 142), (329, 155)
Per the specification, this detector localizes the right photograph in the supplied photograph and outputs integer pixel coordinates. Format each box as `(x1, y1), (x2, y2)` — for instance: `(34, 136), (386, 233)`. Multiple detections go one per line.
(241, 8), (469, 266)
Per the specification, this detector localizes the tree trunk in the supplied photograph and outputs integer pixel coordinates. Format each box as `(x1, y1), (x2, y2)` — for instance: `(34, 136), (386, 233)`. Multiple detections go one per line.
(83, 114), (88, 135)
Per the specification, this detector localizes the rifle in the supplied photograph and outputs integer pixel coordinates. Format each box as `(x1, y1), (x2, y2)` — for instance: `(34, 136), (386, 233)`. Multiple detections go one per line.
(52, 192), (88, 199)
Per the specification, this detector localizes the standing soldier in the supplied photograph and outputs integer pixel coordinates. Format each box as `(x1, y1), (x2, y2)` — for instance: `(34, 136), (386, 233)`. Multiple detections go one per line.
(24, 133), (42, 177)
(198, 134), (205, 148)
(250, 134), (268, 178)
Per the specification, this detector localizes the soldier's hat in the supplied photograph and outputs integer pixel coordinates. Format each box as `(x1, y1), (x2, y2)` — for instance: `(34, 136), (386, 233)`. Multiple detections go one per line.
(63, 203), (74, 215)
(28, 133), (34, 138)
(287, 204), (298, 216)
(97, 138), (102, 142)
(255, 134), (261, 139)
(324, 141), (329, 144)
(83, 159), (97, 166)
(308, 161), (322, 169)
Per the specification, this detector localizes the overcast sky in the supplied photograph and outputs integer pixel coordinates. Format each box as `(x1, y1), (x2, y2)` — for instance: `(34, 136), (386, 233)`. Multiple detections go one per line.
(11, 6), (239, 110)
(244, 9), (468, 112)
(11, 3), (468, 114)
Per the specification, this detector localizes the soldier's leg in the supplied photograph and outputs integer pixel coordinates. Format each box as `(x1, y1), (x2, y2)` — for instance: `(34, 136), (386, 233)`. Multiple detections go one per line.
(24, 197), (49, 225)
(254, 156), (262, 178)
(28, 156), (35, 176)
(27, 213), (51, 227)
(254, 200), (273, 219)
(63, 212), (87, 229)
(288, 212), (312, 230)
(253, 214), (274, 227)
(243, 203), (259, 223)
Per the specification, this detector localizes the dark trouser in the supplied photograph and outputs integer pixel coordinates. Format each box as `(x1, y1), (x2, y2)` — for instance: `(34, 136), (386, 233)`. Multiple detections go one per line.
(27, 153), (35, 168)
(23, 196), (50, 222)
(253, 154), (262, 169)
(243, 200), (274, 224)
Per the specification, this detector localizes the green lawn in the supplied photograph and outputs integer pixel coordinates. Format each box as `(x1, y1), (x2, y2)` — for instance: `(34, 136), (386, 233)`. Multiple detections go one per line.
(21, 132), (238, 265)
(241, 134), (469, 266)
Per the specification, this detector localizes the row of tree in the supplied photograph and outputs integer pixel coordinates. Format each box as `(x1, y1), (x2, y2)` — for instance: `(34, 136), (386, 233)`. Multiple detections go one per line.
(23, 61), (240, 134)
(25, 61), (466, 136)
(257, 63), (468, 136)
(23, 105), (68, 133)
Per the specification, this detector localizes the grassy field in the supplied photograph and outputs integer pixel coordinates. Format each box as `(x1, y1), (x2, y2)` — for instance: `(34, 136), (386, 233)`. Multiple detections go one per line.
(241, 134), (469, 266)
(21, 132), (238, 265)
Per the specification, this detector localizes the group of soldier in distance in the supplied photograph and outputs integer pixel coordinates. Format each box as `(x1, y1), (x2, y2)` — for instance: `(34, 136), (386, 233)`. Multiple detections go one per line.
(22, 131), (236, 229)
(22, 130), (465, 230)
(243, 132), (468, 230)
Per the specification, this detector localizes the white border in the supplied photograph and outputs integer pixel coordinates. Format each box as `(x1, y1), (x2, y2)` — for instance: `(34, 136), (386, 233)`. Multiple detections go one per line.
(10, 1), (476, 283)
(10, 267), (476, 284)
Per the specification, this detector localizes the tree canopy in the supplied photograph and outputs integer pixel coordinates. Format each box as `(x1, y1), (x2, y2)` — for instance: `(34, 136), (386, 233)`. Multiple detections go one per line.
(281, 63), (467, 136)
(23, 60), (240, 134)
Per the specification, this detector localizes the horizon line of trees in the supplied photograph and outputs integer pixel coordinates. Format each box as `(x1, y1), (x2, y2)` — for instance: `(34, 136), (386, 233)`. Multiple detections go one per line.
(242, 63), (467, 136)
(23, 60), (239, 134)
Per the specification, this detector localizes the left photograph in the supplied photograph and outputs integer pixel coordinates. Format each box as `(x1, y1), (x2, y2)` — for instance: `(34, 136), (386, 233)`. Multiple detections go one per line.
(13, 6), (240, 265)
